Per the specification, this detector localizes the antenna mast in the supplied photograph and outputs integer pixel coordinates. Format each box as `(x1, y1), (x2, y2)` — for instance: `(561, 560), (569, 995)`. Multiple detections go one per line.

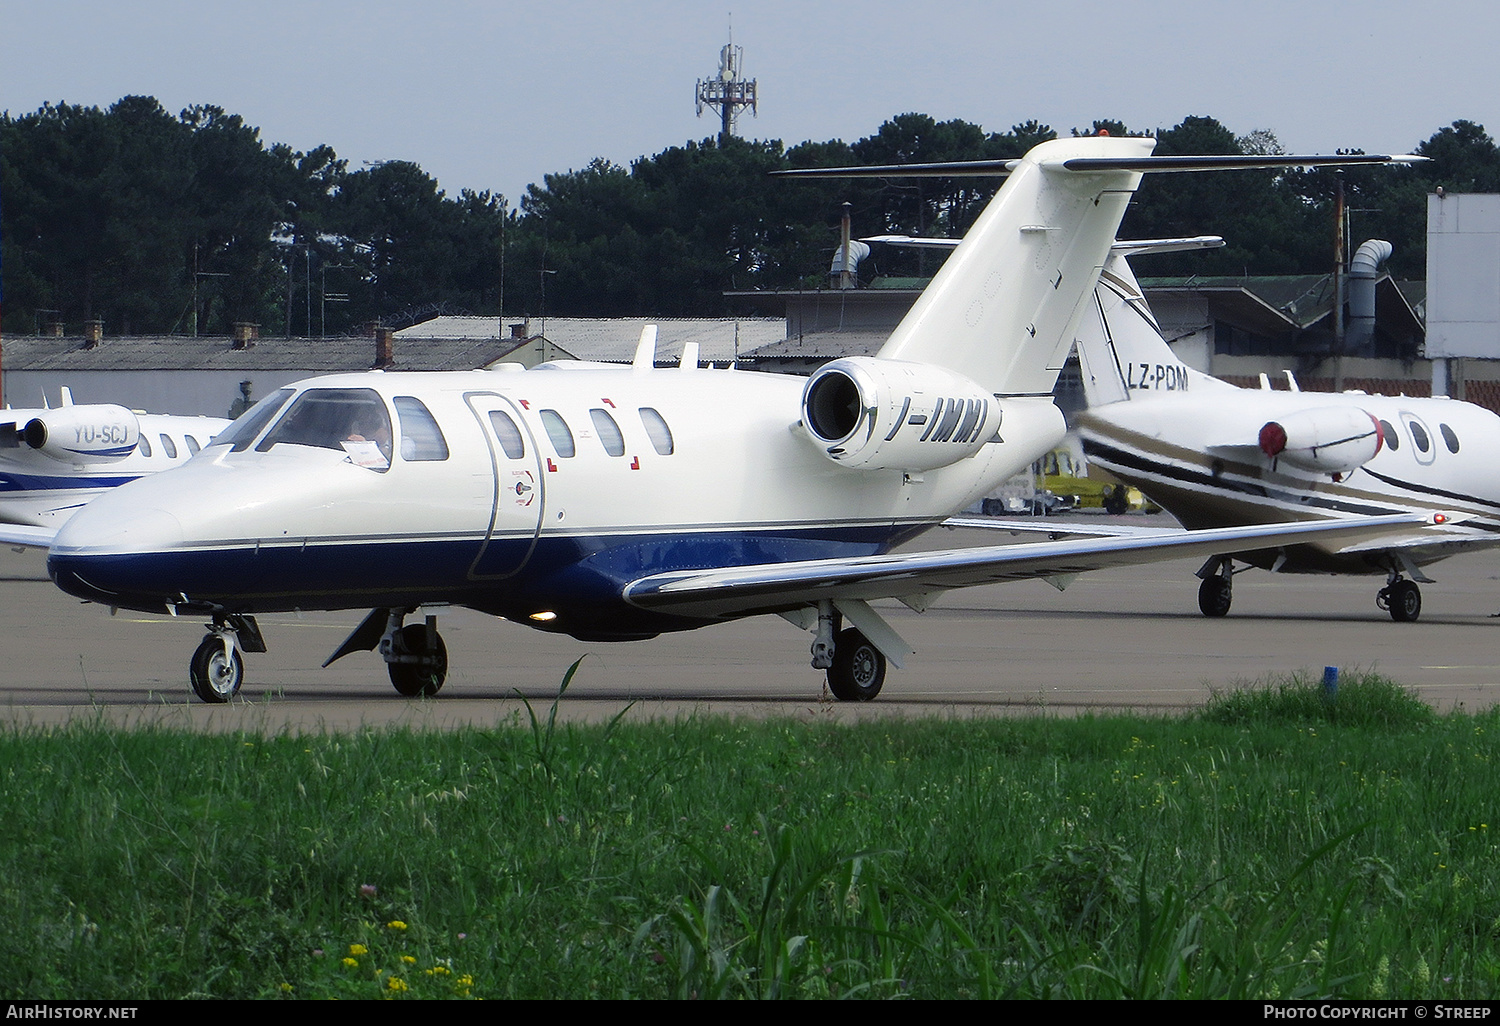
(695, 21), (757, 145)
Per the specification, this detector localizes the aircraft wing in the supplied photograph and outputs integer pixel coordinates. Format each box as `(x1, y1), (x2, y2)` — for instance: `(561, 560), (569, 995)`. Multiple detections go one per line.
(942, 515), (1185, 539)
(0, 524), (57, 551)
(622, 512), (1449, 620)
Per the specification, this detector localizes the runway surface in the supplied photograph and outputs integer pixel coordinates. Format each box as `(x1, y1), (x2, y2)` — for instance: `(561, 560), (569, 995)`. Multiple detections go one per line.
(3, 521), (1499, 730)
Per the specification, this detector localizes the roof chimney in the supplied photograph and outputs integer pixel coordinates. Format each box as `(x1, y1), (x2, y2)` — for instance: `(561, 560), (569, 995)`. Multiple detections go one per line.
(232, 322), (259, 349)
(47, 319), (65, 337)
(82, 320), (103, 349)
(510, 322), (528, 339)
(373, 326), (395, 368)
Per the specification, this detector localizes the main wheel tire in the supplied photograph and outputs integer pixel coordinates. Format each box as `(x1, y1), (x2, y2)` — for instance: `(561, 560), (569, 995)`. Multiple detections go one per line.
(1198, 575), (1233, 617)
(190, 636), (243, 703)
(827, 627), (886, 701)
(1388, 579), (1422, 623)
(388, 623), (448, 696)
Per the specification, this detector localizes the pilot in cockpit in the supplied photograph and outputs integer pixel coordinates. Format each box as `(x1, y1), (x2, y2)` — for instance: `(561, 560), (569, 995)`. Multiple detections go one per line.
(345, 413), (393, 463)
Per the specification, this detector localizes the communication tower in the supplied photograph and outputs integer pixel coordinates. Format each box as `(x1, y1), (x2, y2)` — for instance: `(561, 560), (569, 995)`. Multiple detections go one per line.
(695, 30), (757, 144)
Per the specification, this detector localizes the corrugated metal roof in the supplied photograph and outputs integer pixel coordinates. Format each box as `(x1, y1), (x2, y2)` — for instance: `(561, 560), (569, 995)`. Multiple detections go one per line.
(0, 333), (531, 372)
(2, 317), (790, 373)
(741, 330), (887, 363)
(397, 316), (786, 363)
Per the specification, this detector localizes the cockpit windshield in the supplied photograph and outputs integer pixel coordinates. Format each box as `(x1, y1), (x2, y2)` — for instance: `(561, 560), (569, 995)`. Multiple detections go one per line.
(254, 388), (393, 470)
(214, 389), (295, 452)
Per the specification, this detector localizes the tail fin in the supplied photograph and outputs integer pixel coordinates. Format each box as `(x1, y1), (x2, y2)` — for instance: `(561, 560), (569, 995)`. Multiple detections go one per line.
(876, 136), (1156, 396)
(1074, 249), (1234, 408)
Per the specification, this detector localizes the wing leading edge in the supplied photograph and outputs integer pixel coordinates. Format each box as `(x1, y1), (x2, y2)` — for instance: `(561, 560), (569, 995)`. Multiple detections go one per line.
(0, 524), (58, 551)
(622, 513), (1458, 621)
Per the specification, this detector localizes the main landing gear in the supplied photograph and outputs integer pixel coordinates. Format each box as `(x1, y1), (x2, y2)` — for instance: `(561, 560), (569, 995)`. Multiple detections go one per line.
(1196, 556), (1235, 618)
(1196, 556), (1425, 624)
(189, 614), (267, 703)
(384, 616), (448, 697)
(1377, 575), (1422, 623)
(321, 607), (449, 697)
(809, 604), (887, 701)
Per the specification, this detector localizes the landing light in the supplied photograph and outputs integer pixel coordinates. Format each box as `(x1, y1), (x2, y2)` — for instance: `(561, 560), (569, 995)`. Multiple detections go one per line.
(529, 610), (558, 622)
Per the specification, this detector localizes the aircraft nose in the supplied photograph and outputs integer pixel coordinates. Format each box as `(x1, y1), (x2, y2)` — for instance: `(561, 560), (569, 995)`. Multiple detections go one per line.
(48, 501), (187, 607)
(52, 502), (186, 554)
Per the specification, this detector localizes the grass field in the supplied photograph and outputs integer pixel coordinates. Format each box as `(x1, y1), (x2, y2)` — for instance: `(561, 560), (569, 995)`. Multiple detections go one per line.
(1, 669), (1496, 999)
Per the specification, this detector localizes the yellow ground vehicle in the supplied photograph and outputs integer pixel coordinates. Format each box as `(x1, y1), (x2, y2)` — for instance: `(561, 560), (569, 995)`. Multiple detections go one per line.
(1037, 446), (1156, 515)
(975, 444), (1155, 516)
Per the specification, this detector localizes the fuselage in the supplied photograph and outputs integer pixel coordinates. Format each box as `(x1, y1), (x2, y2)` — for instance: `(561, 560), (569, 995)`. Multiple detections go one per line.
(1077, 388), (1500, 573)
(48, 363), (1063, 640)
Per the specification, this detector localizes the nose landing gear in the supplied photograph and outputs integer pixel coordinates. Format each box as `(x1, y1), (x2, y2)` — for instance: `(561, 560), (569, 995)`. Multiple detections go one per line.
(188, 614), (266, 703)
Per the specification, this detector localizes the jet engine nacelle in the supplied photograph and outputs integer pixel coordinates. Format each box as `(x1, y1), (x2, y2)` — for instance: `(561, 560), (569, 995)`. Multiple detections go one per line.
(1258, 406), (1382, 474)
(801, 357), (997, 472)
(19, 405), (141, 464)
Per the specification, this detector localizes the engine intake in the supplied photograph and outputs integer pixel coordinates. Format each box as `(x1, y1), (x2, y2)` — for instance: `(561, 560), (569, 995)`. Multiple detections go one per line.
(1259, 406), (1382, 474)
(20, 405), (141, 464)
(802, 358), (997, 472)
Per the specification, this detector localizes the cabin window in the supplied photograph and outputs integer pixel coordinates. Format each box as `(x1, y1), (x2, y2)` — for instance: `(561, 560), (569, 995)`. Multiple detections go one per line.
(540, 410), (575, 458)
(220, 388), (294, 451)
(1441, 423), (1460, 454)
(589, 409), (625, 457)
(184, 436), (201, 455)
(394, 396), (449, 461)
(488, 411), (526, 459)
(639, 407), (674, 455)
(137, 435), (152, 458)
(256, 388), (392, 471)
(159, 434), (178, 459)
(1408, 420), (1431, 453)
(1380, 420), (1398, 451)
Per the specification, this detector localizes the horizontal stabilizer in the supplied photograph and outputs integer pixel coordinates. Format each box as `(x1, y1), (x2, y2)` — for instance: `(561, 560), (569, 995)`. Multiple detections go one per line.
(864, 234), (1226, 255)
(1061, 153), (1426, 172)
(774, 153), (1423, 180)
(1110, 236), (1225, 257)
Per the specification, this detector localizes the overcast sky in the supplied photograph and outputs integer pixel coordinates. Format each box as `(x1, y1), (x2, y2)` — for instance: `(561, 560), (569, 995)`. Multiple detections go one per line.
(5, 0), (1497, 206)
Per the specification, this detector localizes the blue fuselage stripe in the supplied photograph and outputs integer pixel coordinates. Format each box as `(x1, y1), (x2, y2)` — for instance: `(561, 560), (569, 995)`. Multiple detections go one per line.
(0, 472), (142, 493)
(48, 523), (931, 638)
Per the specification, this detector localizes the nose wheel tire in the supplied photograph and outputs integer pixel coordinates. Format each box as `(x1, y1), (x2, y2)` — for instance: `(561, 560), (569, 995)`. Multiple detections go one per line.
(827, 627), (886, 701)
(190, 636), (244, 703)
(388, 623), (448, 697)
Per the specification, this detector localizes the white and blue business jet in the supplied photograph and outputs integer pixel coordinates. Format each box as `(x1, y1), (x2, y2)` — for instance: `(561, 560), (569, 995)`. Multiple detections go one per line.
(38, 137), (1435, 703)
(1, 388), (228, 542)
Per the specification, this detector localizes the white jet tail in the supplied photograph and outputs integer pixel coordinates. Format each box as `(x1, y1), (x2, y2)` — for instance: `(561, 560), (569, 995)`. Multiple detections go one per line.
(777, 146), (1420, 402)
(1074, 248), (1236, 408)
(875, 136), (1156, 397)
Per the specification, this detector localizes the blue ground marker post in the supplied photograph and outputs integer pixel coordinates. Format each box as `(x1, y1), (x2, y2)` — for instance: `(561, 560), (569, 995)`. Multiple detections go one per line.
(1322, 666), (1339, 702)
